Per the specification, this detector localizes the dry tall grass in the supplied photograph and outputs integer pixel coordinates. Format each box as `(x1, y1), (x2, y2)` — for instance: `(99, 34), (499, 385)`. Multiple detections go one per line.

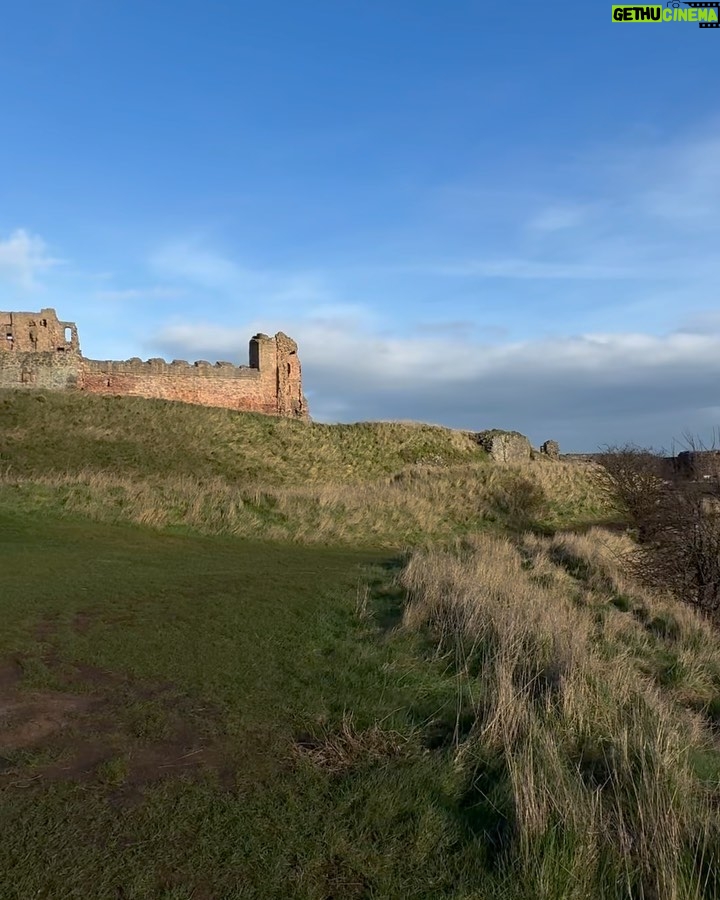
(401, 529), (720, 899)
(0, 458), (611, 546)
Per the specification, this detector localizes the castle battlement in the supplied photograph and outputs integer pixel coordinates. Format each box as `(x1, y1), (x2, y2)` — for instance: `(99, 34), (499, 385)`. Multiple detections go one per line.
(82, 357), (260, 378)
(0, 308), (308, 419)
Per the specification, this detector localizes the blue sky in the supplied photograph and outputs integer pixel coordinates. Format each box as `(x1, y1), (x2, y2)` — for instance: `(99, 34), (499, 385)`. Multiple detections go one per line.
(1, 0), (719, 450)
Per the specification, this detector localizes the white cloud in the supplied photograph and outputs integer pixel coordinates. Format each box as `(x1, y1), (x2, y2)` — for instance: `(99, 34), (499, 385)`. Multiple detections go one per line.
(423, 258), (643, 280)
(637, 133), (720, 224)
(0, 228), (62, 290)
(527, 204), (592, 233)
(149, 240), (328, 305)
(93, 286), (185, 302)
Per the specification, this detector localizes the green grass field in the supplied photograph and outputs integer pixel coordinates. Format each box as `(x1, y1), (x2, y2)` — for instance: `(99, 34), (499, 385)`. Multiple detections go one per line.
(0, 510), (465, 898)
(1, 391), (718, 898)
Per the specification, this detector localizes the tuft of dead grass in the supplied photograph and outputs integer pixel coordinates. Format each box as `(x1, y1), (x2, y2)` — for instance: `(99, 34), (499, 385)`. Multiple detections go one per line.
(293, 713), (415, 774)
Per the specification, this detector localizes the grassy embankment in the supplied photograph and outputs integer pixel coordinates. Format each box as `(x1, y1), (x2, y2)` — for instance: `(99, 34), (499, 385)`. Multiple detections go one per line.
(0, 389), (608, 543)
(1, 389), (718, 898)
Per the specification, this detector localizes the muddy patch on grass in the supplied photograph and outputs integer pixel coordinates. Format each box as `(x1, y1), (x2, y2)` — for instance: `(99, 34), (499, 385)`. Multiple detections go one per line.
(0, 652), (237, 800)
(0, 658), (23, 690)
(34, 608), (115, 641)
(0, 691), (96, 751)
(34, 614), (61, 642)
(0, 652), (97, 753)
(71, 610), (93, 634)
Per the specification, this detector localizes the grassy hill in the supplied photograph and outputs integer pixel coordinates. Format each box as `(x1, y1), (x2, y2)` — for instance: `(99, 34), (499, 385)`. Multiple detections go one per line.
(0, 389), (610, 544)
(1, 389), (718, 899)
(0, 388), (488, 483)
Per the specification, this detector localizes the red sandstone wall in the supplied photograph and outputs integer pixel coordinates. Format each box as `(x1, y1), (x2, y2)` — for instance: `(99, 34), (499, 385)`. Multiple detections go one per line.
(79, 364), (280, 414)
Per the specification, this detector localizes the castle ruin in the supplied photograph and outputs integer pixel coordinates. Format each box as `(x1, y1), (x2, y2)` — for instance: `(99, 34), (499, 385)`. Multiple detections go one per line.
(0, 308), (308, 418)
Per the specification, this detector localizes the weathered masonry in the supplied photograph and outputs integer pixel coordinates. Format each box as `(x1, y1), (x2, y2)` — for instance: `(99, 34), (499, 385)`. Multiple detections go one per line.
(0, 308), (308, 418)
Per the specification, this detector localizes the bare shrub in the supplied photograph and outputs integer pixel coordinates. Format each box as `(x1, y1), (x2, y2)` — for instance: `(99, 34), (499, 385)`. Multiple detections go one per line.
(595, 444), (668, 540)
(596, 445), (720, 621)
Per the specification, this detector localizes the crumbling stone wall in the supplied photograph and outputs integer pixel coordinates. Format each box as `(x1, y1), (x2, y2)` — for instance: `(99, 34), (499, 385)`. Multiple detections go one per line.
(474, 430), (533, 463)
(1, 308), (79, 353)
(0, 349), (80, 391)
(540, 440), (560, 459)
(0, 308), (308, 419)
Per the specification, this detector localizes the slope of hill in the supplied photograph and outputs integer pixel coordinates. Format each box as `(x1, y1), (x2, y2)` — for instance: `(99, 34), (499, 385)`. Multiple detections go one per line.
(0, 389), (486, 483)
(0, 389), (610, 544)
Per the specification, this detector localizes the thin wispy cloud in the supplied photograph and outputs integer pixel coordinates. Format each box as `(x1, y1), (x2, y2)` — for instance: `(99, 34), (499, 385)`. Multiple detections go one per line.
(630, 132), (720, 225)
(94, 286), (186, 302)
(0, 229), (62, 291)
(526, 204), (592, 233)
(414, 128), (720, 292)
(422, 259), (643, 280)
(150, 242), (242, 291)
(149, 240), (329, 306)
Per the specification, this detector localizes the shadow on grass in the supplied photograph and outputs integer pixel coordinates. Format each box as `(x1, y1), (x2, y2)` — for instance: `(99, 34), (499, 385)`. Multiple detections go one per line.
(362, 556), (408, 633)
(421, 708), (477, 751)
(455, 755), (514, 871)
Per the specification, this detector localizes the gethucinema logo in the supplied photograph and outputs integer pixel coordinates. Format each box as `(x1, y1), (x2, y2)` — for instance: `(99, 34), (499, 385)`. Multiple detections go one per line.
(612, 2), (719, 26)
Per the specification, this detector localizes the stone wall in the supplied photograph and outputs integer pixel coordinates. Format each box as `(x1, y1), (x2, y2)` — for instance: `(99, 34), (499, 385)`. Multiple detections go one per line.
(0, 308), (309, 419)
(0, 308), (79, 353)
(79, 357), (279, 415)
(0, 349), (81, 391)
(474, 430), (534, 463)
(540, 440), (560, 459)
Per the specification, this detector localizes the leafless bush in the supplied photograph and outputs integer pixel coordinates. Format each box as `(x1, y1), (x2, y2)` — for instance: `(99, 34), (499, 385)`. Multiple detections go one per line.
(596, 444), (720, 620)
(595, 444), (668, 540)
